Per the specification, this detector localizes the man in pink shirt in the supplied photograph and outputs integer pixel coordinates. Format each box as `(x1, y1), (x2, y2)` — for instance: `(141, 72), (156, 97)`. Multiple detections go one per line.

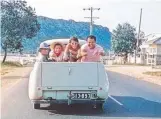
(81, 35), (105, 62)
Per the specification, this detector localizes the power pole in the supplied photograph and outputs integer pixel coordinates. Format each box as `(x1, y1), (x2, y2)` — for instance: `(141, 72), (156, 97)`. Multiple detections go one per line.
(83, 7), (100, 35)
(135, 8), (142, 64)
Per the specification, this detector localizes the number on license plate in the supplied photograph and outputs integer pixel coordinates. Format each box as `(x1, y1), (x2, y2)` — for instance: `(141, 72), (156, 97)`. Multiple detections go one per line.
(73, 93), (90, 99)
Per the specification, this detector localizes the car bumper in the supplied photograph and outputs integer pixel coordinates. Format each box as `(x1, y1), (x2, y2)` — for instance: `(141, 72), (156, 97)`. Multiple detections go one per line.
(31, 99), (106, 104)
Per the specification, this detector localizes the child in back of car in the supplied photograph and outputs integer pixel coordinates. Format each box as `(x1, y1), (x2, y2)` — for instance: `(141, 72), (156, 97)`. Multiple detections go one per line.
(49, 42), (64, 62)
(63, 37), (81, 62)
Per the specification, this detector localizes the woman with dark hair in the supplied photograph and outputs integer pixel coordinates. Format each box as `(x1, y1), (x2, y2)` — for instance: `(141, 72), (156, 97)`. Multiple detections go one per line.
(63, 37), (81, 62)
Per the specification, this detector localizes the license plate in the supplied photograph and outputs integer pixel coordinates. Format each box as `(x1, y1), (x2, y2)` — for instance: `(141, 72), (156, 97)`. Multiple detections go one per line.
(72, 93), (90, 99)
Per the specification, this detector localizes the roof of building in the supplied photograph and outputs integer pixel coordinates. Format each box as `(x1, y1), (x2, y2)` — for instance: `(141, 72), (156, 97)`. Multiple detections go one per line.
(140, 34), (161, 47)
(145, 37), (161, 44)
(144, 33), (161, 41)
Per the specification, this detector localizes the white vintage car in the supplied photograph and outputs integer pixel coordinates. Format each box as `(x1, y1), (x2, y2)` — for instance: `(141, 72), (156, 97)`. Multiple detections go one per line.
(28, 39), (109, 110)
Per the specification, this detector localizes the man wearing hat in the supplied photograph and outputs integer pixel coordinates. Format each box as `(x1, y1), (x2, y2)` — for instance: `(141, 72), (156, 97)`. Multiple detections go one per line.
(38, 42), (50, 62)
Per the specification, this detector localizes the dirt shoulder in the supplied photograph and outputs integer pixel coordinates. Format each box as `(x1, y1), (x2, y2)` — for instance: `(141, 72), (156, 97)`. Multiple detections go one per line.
(1, 66), (33, 91)
(106, 65), (161, 86)
(0, 66), (14, 76)
(1, 61), (23, 75)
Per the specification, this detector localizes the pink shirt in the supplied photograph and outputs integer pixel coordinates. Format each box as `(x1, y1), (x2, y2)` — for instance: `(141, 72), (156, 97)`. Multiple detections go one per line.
(81, 44), (104, 62)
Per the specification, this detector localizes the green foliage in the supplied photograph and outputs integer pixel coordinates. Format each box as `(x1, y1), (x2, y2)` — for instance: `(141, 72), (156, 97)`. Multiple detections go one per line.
(112, 23), (137, 55)
(1, 0), (40, 56)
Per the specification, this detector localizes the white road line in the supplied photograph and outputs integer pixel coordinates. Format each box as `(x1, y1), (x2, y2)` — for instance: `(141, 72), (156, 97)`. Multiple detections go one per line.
(109, 95), (123, 106)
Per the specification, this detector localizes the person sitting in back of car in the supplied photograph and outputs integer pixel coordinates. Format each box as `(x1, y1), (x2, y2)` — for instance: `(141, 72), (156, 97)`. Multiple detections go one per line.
(63, 37), (81, 62)
(38, 42), (50, 62)
(81, 35), (105, 62)
(49, 42), (64, 62)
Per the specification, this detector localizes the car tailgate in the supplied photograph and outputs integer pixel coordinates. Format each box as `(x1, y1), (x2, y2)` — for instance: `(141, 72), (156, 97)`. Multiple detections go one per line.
(41, 62), (98, 87)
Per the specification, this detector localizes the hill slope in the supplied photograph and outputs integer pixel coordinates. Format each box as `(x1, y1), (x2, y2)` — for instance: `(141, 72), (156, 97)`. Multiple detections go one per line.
(23, 16), (111, 53)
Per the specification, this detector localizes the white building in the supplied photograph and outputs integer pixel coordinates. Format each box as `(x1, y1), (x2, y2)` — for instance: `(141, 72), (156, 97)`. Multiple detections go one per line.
(140, 33), (161, 65)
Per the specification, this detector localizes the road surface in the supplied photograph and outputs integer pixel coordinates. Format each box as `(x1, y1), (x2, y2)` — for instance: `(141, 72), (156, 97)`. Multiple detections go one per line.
(1, 69), (161, 119)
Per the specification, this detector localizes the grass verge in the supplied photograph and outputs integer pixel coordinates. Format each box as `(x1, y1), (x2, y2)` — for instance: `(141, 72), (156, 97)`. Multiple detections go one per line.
(112, 63), (147, 66)
(1, 61), (23, 75)
(143, 71), (161, 77)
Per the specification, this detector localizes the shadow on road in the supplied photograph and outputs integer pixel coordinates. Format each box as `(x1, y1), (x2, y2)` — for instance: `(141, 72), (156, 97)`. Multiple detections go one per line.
(106, 96), (161, 117)
(41, 103), (104, 116)
(38, 96), (161, 118)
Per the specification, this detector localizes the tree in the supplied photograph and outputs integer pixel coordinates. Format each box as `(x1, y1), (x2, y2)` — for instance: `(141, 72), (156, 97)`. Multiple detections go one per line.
(1, 0), (40, 63)
(112, 23), (137, 63)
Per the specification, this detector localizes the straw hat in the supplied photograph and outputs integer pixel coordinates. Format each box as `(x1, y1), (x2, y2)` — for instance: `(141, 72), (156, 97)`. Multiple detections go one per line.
(50, 42), (64, 51)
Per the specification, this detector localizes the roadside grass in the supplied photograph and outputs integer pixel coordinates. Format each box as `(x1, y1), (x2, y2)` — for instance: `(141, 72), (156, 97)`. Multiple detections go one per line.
(1, 61), (23, 75)
(1, 61), (23, 67)
(143, 71), (161, 77)
(112, 63), (147, 66)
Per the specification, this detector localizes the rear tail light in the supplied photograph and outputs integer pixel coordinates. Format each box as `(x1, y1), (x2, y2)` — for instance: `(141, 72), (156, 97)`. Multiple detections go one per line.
(37, 87), (42, 90)
(37, 87), (41, 90)
(91, 91), (97, 98)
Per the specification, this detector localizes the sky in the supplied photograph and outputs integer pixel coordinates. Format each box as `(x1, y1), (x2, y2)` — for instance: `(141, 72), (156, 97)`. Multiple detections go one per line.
(26, 0), (161, 35)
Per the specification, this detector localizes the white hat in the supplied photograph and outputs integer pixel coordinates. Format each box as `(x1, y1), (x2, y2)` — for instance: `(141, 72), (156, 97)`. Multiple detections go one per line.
(39, 42), (49, 49)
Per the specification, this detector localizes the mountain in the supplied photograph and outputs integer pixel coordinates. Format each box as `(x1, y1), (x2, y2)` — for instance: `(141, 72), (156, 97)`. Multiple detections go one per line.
(22, 16), (111, 53)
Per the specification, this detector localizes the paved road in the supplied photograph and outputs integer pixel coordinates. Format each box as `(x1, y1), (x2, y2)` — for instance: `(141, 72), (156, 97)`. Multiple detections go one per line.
(1, 69), (161, 119)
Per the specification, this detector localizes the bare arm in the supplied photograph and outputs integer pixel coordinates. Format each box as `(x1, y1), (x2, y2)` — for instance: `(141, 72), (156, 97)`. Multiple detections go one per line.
(69, 49), (78, 55)
(98, 46), (105, 56)
(99, 52), (105, 56)
(64, 44), (78, 55)
(64, 44), (70, 53)
(81, 49), (87, 56)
